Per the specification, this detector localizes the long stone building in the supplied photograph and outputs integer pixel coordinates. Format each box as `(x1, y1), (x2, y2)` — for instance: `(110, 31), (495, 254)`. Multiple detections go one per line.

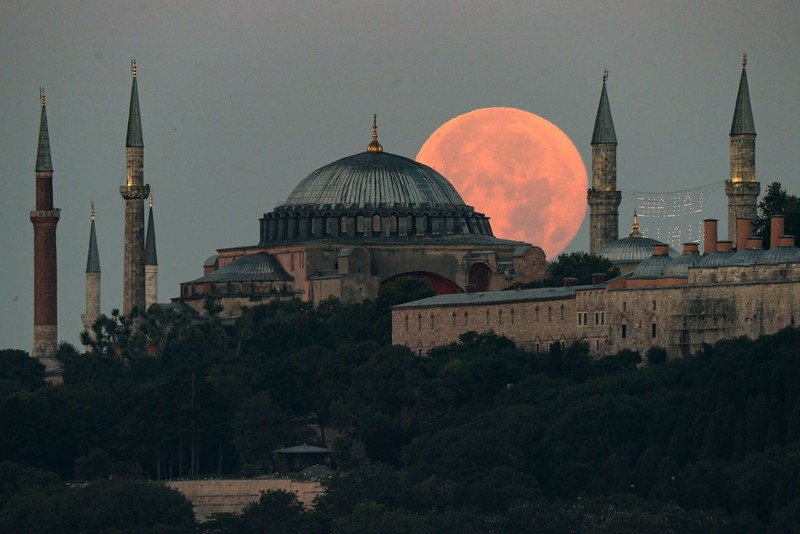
(393, 58), (779, 359)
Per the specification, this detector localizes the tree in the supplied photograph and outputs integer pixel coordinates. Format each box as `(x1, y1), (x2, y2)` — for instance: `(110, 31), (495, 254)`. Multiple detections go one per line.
(0, 349), (45, 393)
(753, 182), (800, 248)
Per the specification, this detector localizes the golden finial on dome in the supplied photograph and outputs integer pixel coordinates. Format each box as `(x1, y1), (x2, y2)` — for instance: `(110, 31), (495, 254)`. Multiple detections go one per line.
(40, 87), (46, 107)
(603, 69), (608, 83)
(367, 114), (383, 152)
(630, 210), (641, 237)
(131, 58), (137, 79)
(91, 201), (96, 220)
(149, 190), (153, 208)
(742, 52), (747, 68)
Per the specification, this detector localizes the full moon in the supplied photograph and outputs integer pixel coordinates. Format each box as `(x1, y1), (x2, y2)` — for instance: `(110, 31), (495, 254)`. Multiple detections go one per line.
(416, 107), (587, 258)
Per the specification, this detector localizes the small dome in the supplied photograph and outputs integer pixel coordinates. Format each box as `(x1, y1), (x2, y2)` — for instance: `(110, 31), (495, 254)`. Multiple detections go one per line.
(697, 250), (737, 267)
(663, 254), (703, 277)
(759, 246), (799, 265)
(631, 254), (674, 278)
(730, 248), (765, 266)
(597, 236), (678, 264)
(203, 254), (219, 268)
(283, 151), (466, 209)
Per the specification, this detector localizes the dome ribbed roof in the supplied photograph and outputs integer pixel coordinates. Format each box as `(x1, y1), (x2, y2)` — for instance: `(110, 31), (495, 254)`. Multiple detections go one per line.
(759, 246), (799, 265)
(697, 250), (736, 267)
(597, 236), (678, 264)
(631, 254), (675, 278)
(731, 248), (765, 266)
(283, 151), (466, 208)
(663, 254), (703, 277)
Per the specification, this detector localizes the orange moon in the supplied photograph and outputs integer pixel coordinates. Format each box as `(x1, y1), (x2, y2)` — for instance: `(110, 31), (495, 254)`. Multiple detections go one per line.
(416, 107), (587, 258)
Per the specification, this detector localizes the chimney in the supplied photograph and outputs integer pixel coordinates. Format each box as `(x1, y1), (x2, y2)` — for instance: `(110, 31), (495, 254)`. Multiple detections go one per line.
(653, 244), (670, 256)
(746, 237), (763, 250)
(703, 219), (718, 255)
(591, 272), (607, 285)
(682, 243), (700, 256)
(717, 240), (734, 252)
(779, 235), (796, 247)
(563, 277), (578, 287)
(736, 218), (752, 252)
(771, 216), (785, 249)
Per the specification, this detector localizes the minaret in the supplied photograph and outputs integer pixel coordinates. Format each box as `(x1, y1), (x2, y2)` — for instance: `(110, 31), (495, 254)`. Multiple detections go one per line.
(144, 191), (158, 311)
(120, 60), (150, 314)
(82, 202), (101, 344)
(725, 53), (760, 243)
(588, 70), (622, 253)
(30, 88), (60, 368)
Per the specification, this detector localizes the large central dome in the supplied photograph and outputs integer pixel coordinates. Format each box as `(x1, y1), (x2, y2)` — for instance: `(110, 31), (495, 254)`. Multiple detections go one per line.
(283, 151), (466, 208)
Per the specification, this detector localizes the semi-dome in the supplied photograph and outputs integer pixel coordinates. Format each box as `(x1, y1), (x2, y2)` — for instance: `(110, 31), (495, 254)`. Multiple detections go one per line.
(284, 151), (466, 209)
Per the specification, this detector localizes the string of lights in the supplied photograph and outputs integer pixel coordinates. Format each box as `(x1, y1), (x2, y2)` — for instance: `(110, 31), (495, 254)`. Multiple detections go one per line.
(622, 181), (726, 248)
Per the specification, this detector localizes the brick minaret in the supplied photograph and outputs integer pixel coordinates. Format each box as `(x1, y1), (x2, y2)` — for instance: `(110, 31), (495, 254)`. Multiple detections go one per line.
(144, 192), (158, 311)
(120, 60), (150, 314)
(725, 54), (760, 243)
(588, 70), (622, 253)
(82, 202), (101, 345)
(30, 88), (60, 368)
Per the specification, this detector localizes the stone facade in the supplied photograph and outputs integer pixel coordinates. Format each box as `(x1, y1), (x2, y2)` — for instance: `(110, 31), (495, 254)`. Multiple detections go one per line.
(393, 240), (800, 360)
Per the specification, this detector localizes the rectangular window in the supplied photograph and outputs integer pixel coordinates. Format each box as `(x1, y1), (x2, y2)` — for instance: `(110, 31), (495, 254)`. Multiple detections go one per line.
(651, 323), (657, 338)
(653, 300), (657, 311)
(577, 313), (583, 326)
(601, 312), (605, 326)
(623, 302), (627, 312)
(621, 324), (627, 339)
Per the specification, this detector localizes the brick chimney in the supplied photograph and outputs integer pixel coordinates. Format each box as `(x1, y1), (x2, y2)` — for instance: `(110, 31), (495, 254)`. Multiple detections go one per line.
(653, 244), (670, 256)
(703, 219), (718, 255)
(591, 272), (607, 285)
(771, 216), (785, 249)
(682, 243), (700, 256)
(746, 237), (763, 250)
(779, 235), (796, 247)
(736, 218), (752, 252)
(563, 277), (578, 287)
(717, 240), (734, 252)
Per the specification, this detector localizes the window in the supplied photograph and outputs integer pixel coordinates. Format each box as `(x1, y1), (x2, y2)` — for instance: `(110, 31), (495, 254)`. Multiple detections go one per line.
(595, 311), (605, 326)
(577, 313), (583, 326)
(464, 312), (468, 326)
(452, 313), (456, 327)
(486, 310), (490, 324)
(548, 307), (552, 322)
(510, 308), (515, 324)
(623, 302), (627, 312)
(621, 324), (627, 339)
(560, 305), (564, 320)
(405, 315), (409, 331)
(498, 310), (503, 325)
(577, 312), (588, 326)
(653, 300), (657, 311)
(535, 307), (539, 321)
(418, 314), (422, 331)
(430, 315), (435, 330)
(651, 323), (657, 338)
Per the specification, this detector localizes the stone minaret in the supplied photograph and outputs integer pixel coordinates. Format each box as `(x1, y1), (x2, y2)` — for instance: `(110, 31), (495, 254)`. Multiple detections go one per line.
(82, 202), (101, 343)
(120, 60), (150, 314)
(725, 54), (760, 243)
(30, 88), (60, 368)
(144, 192), (158, 311)
(588, 70), (622, 254)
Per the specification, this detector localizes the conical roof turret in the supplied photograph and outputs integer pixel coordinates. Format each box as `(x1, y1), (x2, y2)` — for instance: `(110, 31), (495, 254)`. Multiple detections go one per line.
(36, 88), (52, 171)
(730, 54), (756, 135)
(591, 70), (617, 145)
(86, 202), (101, 273)
(126, 60), (143, 147)
(144, 193), (157, 265)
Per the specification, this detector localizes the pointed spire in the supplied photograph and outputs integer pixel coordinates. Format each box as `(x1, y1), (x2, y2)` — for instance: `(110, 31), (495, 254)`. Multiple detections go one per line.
(35, 87), (53, 171)
(730, 53), (756, 135)
(126, 59), (144, 147)
(144, 192), (158, 265)
(86, 202), (101, 273)
(591, 69), (617, 145)
(367, 114), (383, 152)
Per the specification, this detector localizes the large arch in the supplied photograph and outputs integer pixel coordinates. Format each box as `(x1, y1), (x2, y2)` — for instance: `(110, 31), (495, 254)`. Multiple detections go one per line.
(382, 271), (463, 295)
(467, 262), (492, 292)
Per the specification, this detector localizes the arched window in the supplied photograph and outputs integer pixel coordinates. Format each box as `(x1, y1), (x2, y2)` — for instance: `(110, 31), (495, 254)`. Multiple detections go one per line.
(372, 214), (381, 234)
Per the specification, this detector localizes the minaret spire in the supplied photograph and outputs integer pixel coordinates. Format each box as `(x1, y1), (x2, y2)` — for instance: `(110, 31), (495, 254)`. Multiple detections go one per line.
(120, 60), (150, 314)
(144, 191), (158, 310)
(30, 88), (61, 373)
(82, 202), (101, 345)
(725, 54), (759, 242)
(587, 70), (622, 253)
(367, 114), (383, 152)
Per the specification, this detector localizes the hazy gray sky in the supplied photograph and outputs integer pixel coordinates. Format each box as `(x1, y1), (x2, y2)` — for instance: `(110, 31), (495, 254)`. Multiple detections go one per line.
(2, 1), (799, 351)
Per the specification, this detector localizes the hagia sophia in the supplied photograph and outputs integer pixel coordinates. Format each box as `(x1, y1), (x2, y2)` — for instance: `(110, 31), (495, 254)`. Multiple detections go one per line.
(28, 55), (800, 373)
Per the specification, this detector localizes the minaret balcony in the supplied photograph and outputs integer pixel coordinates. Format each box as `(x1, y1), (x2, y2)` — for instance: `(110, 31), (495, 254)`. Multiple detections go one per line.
(29, 209), (61, 219)
(120, 184), (150, 200)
